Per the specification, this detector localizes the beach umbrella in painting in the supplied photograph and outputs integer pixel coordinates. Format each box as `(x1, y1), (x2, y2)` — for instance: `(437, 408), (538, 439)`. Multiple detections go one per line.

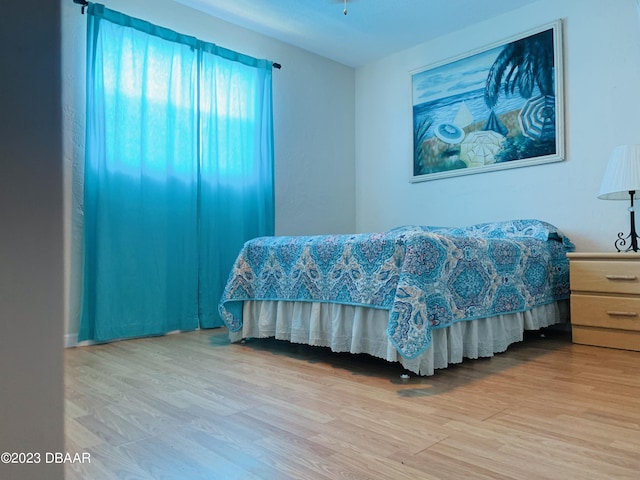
(434, 122), (465, 144)
(483, 109), (508, 136)
(460, 130), (505, 167)
(434, 102), (474, 145)
(454, 101), (474, 129)
(519, 95), (556, 140)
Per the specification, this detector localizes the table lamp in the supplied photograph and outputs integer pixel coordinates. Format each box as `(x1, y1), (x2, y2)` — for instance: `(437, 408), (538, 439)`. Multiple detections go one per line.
(598, 144), (640, 252)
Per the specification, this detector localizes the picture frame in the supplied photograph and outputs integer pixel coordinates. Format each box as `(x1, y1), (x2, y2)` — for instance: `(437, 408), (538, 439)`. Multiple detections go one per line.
(411, 20), (564, 182)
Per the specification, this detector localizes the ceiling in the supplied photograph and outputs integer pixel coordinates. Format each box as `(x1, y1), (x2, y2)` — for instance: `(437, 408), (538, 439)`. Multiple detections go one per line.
(175, 0), (540, 67)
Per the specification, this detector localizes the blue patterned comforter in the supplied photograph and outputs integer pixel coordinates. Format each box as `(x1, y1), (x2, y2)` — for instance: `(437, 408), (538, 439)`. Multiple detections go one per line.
(219, 219), (574, 358)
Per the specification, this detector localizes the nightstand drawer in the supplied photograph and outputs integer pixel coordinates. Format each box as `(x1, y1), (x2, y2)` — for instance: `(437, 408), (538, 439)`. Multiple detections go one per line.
(570, 293), (640, 331)
(572, 325), (640, 351)
(570, 260), (640, 294)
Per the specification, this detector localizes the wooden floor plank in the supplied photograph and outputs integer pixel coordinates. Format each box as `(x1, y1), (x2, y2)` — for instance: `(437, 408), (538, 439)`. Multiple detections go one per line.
(65, 328), (640, 479)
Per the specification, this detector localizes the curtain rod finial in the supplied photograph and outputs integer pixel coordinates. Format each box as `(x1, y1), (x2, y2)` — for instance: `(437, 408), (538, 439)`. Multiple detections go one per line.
(73, 0), (89, 14)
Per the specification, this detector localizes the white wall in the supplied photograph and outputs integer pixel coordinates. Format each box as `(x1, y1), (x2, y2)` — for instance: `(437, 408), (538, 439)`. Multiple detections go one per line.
(61, 0), (356, 341)
(355, 0), (640, 252)
(0, 2), (64, 479)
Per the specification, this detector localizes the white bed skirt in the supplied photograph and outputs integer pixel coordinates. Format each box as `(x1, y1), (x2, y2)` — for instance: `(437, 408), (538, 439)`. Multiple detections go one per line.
(228, 300), (569, 376)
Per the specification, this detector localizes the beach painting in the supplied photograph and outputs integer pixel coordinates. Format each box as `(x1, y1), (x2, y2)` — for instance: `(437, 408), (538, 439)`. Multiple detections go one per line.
(411, 20), (564, 182)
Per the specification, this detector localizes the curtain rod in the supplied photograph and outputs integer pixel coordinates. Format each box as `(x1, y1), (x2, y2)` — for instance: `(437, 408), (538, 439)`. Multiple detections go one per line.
(71, 0), (282, 69)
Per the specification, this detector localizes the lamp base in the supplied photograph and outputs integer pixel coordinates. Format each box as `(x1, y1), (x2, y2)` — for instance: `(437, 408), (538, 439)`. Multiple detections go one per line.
(615, 190), (639, 252)
(615, 231), (640, 252)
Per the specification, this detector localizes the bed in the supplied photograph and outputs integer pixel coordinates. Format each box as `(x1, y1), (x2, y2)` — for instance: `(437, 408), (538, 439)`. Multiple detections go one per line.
(218, 219), (574, 375)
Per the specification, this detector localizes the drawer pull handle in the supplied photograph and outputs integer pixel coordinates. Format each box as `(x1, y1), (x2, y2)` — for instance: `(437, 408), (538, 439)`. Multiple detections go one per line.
(605, 275), (638, 281)
(606, 311), (638, 317)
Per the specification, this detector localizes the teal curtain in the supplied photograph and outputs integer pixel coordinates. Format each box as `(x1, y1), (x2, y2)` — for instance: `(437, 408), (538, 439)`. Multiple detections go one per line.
(198, 47), (275, 328)
(79, 4), (274, 342)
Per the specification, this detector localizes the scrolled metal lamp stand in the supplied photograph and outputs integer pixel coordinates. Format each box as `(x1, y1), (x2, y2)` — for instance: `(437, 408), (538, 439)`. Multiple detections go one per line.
(615, 190), (640, 252)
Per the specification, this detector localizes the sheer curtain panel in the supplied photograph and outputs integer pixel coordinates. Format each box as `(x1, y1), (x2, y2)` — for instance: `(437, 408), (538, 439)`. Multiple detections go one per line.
(79, 4), (274, 342)
(198, 47), (275, 328)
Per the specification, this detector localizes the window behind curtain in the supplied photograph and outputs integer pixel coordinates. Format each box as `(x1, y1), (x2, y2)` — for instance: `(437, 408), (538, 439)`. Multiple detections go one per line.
(78, 4), (274, 342)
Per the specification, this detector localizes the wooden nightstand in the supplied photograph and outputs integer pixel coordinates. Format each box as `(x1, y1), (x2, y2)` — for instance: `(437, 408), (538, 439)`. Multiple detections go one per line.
(567, 252), (640, 351)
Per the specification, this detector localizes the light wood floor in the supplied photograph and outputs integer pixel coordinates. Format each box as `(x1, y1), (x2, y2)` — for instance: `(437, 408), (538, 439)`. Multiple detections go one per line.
(65, 327), (640, 480)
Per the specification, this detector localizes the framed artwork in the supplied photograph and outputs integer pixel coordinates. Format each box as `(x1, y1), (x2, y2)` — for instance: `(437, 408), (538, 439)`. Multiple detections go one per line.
(411, 20), (564, 182)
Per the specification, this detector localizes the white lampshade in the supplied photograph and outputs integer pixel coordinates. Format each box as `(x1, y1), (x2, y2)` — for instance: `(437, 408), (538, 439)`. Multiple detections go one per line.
(598, 144), (640, 200)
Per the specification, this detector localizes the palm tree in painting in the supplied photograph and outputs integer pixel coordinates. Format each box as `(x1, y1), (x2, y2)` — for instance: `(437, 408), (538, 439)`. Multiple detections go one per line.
(484, 29), (554, 110)
(484, 29), (556, 161)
